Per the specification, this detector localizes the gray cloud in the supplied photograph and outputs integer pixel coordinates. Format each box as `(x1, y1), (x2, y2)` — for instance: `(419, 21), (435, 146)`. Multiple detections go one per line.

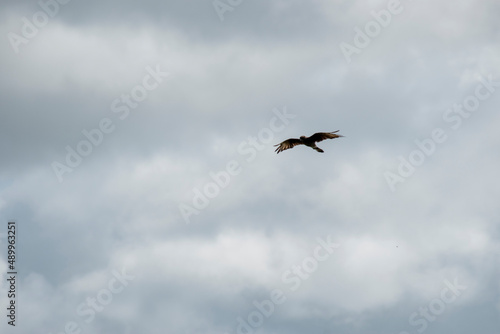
(1, 0), (500, 333)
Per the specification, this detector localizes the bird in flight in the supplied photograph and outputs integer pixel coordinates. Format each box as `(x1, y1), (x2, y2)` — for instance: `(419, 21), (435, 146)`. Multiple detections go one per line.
(274, 131), (343, 154)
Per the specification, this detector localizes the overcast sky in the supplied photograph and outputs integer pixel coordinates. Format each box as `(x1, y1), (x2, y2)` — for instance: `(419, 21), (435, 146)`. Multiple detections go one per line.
(1, 0), (500, 333)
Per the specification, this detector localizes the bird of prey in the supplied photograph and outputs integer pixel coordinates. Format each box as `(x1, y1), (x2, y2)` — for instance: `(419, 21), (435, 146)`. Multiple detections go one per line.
(274, 131), (343, 154)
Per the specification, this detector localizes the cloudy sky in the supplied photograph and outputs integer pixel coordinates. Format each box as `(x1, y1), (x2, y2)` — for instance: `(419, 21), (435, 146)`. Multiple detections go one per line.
(1, 0), (500, 333)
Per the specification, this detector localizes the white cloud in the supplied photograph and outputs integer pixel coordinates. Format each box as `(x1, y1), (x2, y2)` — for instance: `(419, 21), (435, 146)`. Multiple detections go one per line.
(1, 0), (499, 333)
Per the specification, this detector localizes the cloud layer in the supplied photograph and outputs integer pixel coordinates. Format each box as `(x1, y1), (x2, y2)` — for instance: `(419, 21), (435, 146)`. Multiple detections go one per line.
(1, 0), (499, 333)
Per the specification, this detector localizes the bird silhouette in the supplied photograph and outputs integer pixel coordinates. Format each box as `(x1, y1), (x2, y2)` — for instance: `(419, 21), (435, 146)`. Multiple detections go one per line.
(274, 131), (343, 154)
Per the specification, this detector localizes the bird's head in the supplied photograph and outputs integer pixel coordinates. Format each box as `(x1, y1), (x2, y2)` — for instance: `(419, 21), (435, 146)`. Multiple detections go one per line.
(299, 135), (306, 140)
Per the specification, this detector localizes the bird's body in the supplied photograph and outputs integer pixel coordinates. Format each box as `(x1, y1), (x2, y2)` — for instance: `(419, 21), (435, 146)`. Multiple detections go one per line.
(274, 131), (343, 154)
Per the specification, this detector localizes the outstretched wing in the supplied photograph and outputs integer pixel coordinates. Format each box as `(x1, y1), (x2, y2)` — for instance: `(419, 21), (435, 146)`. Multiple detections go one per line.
(274, 138), (303, 154)
(307, 131), (343, 143)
